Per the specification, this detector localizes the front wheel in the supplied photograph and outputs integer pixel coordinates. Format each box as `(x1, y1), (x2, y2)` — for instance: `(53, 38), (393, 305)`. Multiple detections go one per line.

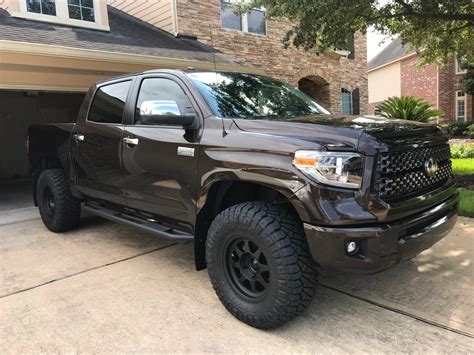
(206, 202), (317, 329)
(37, 169), (81, 232)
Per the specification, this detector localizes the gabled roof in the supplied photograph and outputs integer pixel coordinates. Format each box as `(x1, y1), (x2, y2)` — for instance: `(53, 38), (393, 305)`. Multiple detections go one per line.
(368, 37), (411, 70)
(0, 6), (241, 66)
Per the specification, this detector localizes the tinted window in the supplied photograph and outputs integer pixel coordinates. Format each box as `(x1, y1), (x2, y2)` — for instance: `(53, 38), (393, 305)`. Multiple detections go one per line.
(221, 1), (242, 31)
(88, 81), (131, 124)
(187, 72), (329, 119)
(135, 78), (193, 124)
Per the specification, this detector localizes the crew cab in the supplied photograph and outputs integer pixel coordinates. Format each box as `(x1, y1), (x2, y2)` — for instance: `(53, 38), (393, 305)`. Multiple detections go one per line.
(28, 70), (458, 329)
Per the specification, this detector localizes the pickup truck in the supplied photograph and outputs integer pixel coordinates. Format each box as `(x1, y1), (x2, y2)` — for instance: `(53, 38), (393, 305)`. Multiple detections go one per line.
(28, 70), (458, 329)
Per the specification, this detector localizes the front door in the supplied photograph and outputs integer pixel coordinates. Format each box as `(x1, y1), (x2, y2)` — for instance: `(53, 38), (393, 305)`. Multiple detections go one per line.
(122, 75), (200, 232)
(72, 80), (132, 205)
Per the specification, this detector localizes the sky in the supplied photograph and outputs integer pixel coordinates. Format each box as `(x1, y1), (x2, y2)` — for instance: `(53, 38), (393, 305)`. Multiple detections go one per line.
(366, 27), (395, 61)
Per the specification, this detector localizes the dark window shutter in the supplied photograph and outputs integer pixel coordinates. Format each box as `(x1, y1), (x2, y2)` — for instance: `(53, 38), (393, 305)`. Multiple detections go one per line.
(352, 88), (360, 115)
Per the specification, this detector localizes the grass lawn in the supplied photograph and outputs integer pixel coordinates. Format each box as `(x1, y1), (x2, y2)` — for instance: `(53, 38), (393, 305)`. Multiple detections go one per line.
(451, 158), (474, 175)
(458, 188), (474, 218)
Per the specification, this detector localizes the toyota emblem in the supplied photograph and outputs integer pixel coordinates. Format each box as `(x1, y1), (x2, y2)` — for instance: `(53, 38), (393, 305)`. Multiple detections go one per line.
(424, 158), (438, 177)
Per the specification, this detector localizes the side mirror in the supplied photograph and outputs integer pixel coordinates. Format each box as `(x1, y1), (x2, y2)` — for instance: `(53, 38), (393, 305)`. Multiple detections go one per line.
(139, 100), (199, 130)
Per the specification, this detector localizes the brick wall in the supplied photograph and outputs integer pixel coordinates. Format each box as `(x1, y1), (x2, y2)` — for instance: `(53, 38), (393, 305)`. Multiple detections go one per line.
(399, 55), (472, 122)
(174, 0), (368, 115)
(438, 58), (473, 122)
(401, 55), (438, 108)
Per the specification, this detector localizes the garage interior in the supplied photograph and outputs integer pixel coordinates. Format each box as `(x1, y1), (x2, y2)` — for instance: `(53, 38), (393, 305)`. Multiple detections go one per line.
(0, 90), (84, 214)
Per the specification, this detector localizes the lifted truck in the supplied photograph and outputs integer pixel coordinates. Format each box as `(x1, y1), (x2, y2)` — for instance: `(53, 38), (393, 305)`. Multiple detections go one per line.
(28, 70), (458, 329)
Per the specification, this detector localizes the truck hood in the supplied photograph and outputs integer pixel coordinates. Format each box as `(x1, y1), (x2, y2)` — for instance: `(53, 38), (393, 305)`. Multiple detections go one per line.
(232, 115), (446, 155)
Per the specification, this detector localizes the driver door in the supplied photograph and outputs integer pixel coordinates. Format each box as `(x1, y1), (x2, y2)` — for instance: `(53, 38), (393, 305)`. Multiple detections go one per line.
(121, 75), (200, 232)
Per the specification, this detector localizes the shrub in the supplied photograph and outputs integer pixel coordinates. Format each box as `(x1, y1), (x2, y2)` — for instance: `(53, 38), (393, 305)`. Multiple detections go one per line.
(451, 143), (474, 159)
(376, 96), (443, 122)
(468, 124), (474, 138)
(444, 122), (471, 138)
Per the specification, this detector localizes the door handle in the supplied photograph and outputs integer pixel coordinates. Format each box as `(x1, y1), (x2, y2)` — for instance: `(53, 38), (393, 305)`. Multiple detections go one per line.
(123, 137), (139, 146)
(73, 134), (85, 142)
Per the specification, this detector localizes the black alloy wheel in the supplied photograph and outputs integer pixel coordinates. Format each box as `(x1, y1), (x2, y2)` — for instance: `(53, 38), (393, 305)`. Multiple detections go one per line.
(225, 237), (270, 299)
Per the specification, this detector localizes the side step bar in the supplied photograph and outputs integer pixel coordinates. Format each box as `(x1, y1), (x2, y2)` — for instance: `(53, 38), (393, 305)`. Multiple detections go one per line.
(83, 203), (193, 242)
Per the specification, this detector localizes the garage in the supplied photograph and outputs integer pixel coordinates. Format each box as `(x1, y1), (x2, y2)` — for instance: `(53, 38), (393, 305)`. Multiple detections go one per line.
(0, 90), (84, 180)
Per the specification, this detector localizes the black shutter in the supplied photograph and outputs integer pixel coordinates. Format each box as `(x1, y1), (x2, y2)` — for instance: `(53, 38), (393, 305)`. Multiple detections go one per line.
(352, 88), (360, 115)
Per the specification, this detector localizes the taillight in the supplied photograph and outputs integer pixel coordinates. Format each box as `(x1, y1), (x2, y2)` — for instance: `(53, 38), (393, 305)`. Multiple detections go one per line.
(25, 133), (30, 156)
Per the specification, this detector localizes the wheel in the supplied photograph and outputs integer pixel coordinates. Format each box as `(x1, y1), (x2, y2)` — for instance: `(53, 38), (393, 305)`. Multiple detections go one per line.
(37, 169), (81, 232)
(206, 201), (317, 329)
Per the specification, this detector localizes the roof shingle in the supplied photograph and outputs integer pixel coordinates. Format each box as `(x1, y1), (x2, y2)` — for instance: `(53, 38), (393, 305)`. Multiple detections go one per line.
(0, 6), (240, 65)
(368, 37), (410, 70)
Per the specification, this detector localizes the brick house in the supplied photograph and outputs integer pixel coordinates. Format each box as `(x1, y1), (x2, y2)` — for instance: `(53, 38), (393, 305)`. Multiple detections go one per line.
(368, 37), (473, 122)
(109, 0), (368, 115)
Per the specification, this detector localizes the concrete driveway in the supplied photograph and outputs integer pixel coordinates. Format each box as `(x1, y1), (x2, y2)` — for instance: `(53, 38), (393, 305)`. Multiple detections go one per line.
(0, 199), (473, 352)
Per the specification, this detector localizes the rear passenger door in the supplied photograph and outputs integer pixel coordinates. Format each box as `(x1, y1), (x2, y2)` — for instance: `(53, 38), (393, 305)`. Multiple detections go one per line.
(121, 75), (200, 232)
(72, 79), (132, 205)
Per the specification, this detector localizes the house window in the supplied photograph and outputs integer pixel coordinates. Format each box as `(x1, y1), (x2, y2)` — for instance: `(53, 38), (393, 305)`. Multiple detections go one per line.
(456, 91), (466, 122)
(221, 1), (242, 31)
(456, 57), (468, 74)
(26, 0), (56, 16)
(220, 1), (266, 35)
(68, 0), (95, 22)
(341, 88), (353, 115)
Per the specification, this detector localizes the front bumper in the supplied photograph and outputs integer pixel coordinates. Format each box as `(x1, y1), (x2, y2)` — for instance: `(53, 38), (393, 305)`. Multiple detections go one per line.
(304, 193), (458, 274)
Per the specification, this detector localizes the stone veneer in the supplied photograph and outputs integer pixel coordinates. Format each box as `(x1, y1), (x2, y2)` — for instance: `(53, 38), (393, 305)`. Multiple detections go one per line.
(174, 0), (368, 115)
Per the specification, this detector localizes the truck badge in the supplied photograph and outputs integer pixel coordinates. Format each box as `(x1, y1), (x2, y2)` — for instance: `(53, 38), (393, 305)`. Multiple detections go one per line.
(424, 158), (438, 177)
(177, 146), (195, 157)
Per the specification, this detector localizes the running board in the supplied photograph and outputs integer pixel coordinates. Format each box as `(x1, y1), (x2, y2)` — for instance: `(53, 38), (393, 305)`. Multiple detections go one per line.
(82, 203), (193, 242)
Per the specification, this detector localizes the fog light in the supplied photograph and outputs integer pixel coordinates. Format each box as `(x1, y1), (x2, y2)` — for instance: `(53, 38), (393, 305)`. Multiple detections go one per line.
(346, 241), (359, 255)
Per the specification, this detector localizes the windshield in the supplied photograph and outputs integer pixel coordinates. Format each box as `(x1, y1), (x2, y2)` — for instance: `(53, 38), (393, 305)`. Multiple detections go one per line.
(186, 72), (330, 119)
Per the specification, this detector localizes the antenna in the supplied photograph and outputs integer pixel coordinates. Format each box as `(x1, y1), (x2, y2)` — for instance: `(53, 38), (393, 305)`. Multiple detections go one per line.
(208, 23), (227, 137)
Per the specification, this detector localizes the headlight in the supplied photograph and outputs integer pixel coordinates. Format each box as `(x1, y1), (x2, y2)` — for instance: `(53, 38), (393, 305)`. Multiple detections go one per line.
(292, 151), (364, 189)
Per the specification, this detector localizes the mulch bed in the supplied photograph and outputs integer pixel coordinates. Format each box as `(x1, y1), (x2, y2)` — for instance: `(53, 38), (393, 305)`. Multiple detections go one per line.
(456, 175), (474, 189)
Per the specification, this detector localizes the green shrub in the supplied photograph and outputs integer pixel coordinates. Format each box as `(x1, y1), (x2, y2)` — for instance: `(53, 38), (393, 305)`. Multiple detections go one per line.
(468, 124), (474, 138)
(444, 122), (471, 138)
(451, 143), (474, 159)
(458, 189), (474, 218)
(376, 96), (443, 122)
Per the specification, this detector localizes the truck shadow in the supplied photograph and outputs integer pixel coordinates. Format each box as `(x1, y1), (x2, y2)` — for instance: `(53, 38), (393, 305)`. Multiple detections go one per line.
(157, 224), (473, 336)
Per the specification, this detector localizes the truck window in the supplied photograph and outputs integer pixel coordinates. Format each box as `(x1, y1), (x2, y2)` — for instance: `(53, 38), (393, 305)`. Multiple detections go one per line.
(135, 78), (192, 124)
(88, 80), (131, 124)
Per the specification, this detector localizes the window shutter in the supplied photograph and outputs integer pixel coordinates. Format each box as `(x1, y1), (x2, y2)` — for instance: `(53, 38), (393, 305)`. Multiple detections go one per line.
(352, 88), (360, 115)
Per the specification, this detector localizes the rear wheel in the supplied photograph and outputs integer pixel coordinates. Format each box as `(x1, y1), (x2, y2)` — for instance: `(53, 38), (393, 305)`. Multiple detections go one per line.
(206, 202), (317, 329)
(37, 169), (81, 232)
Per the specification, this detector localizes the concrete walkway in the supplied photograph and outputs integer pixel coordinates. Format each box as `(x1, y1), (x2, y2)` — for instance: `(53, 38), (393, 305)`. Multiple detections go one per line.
(0, 211), (473, 353)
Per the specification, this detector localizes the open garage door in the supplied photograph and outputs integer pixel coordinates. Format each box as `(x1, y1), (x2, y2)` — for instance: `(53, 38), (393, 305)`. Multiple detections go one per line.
(0, 90), (84, 181)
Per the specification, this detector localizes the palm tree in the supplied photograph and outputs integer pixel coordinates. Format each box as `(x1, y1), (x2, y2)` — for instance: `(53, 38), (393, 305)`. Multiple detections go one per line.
(376, 96), (444, 122)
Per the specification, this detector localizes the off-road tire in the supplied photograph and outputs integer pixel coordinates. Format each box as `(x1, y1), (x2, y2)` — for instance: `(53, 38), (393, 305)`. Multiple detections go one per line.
(206, 201), (317, 329)
(37, 169), (81, 232)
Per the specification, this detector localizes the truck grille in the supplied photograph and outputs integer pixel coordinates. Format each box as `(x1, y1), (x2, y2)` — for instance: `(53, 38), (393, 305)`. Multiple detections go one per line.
(375, 144), (453, 201)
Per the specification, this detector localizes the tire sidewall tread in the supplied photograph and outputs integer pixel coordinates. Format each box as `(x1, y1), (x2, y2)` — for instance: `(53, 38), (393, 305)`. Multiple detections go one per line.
(206, 201), (317, 329)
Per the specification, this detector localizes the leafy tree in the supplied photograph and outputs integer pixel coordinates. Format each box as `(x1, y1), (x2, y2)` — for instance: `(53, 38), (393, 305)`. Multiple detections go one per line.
(238, 0), (474, 65)
(376, 96), (443, 122)
(462, 64), (474, 95)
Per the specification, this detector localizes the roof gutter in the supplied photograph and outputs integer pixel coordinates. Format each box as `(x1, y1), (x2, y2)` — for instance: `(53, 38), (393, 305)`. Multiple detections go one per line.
(0, 40), (263, 74)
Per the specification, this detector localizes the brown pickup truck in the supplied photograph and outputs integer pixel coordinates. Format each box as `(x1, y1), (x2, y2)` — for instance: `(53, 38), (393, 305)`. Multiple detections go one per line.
(28, 70), (458, 329)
